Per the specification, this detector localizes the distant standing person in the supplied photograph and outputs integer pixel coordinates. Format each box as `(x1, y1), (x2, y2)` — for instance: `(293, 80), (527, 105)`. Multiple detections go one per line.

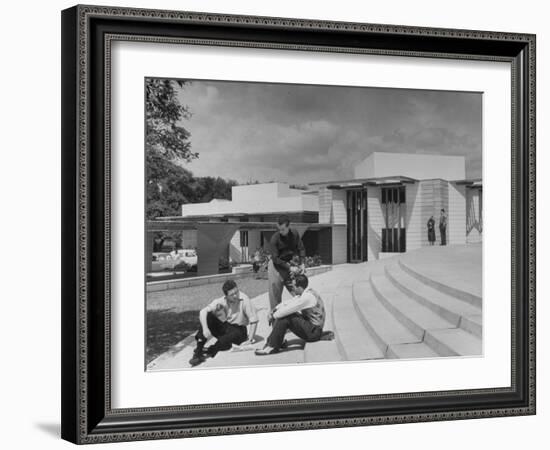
(439, 209), (447, 246)
(427, 215), (436, 245)
(268, 215), (306, 311)
(252, 249), (262, 278)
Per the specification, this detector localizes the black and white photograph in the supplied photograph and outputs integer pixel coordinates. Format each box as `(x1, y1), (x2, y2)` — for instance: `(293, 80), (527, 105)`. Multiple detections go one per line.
(145, 78), (483, 371)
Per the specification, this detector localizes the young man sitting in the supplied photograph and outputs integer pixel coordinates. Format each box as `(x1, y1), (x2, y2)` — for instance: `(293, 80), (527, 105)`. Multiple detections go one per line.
(255, 274), (333, 355)
(189, 279), (258, 367)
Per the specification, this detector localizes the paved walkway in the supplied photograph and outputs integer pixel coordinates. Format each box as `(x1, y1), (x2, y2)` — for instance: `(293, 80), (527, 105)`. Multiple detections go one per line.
(147, 243), (482, 371)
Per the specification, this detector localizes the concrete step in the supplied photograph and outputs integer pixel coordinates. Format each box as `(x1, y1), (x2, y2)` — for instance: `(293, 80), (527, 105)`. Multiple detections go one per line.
(352, 281), (421, 357)
(304, 293), (342, 363)
(424, 328), (482, 357)
(370, 274), (456, 341)
(332, 285), (384, 361)
(384, 263), (482, 338)
(399, 259), (482, 308)
(459, 314), (483, 338)
(387, 342), (439, 359)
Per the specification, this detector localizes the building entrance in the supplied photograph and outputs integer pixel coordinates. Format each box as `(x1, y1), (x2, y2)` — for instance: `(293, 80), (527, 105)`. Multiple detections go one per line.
(346, 189), (368, 262)
(381, 186), (406, 252)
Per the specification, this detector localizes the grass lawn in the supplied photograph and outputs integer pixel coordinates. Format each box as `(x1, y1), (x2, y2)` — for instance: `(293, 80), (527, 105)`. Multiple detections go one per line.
(146, 276), (269, 364)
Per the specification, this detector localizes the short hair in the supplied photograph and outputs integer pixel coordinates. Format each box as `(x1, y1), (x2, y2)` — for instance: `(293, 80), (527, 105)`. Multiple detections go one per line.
(294, 274), (309, 290)
(277, 214), (290, 226)
(222, 279), (238, 295)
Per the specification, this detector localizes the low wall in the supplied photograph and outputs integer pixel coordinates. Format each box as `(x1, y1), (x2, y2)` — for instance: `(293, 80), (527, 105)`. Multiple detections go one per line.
(147, 264), (333, 292)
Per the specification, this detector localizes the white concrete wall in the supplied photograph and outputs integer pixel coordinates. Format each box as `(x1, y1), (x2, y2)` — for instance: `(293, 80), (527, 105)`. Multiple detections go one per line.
(331, 189), (347, 224)
(229, 230), (242, 262)
(181, 182), (319, 217)
(367, 187), (384, 260)
(467, 188), (483, 243)
(331, 226), (347, 264)
(419, 180), (435, 246)
(232, 183), (300, 203)
(318, 187), (332, 224)
(405, 183), (422, 250)
(354, 152), (466, 181)
(448, 183), (467, 245)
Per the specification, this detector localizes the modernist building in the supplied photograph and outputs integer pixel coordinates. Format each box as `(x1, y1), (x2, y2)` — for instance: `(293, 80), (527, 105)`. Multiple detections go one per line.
(149, 152), (482, 276)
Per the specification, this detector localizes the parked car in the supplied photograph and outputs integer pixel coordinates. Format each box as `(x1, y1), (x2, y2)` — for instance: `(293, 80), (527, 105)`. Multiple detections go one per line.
(177, 249), (197, 267)
(151, 252), (179, 271)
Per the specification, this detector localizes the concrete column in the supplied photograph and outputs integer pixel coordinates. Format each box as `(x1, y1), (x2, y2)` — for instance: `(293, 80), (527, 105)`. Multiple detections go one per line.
(331, 225), (347, 264)
(229, 230), (242, 263)
(406, 182), (422, 250)
(248, 229), (262, 254)
(196, 223), (241, 276)
(367, 187), (383, 260)
(331, 190), (347, 224)
(318, 187), (333, 224)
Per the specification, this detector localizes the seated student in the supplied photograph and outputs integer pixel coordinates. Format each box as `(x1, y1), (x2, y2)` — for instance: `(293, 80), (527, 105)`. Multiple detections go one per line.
(255, 274), (333, 355)
(189, 279), (258, 367)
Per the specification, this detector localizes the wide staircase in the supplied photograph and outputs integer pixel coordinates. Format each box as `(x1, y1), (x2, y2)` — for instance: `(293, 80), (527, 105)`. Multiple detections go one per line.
(148, 245), (482, 370)
(303, 247), (482, 363)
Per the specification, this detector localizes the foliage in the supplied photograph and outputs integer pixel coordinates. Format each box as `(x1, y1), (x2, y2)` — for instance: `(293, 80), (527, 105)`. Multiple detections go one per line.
(144, 78), (241, 219)
(145, 79), (198, 161)
(290, 254), (323, 268)
(146, 156), (239, 219)
(304, 255), (323, 268)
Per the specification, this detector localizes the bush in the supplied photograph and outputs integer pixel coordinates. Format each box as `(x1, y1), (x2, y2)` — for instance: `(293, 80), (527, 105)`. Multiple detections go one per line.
(304, 255), (323, 268)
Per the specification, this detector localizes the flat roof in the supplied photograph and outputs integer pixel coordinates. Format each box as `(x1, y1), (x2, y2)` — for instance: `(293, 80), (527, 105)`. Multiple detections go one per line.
(158, 210), (319, 221)
(147, 221), (345, 232)
(309, 175), (417, 188)
(454, 179), (483, 187)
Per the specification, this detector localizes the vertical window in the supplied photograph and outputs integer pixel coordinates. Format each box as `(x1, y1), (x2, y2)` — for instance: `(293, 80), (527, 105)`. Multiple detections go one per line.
(381, 186), (406, 253)
(240, 230), (248, 247)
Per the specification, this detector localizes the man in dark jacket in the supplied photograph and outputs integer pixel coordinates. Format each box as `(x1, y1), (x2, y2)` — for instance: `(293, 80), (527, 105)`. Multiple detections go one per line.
(439, 208), (447, 246)
(267, 215), (306, 311)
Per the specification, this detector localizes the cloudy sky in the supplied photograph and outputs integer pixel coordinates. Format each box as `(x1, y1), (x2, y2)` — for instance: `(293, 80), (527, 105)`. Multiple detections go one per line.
(172, 79), (482, 184)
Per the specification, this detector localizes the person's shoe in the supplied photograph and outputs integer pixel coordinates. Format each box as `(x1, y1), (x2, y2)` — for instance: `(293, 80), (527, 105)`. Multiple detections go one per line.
(320, 331), (335, 341)
(255, 346), (279, 356)
(280, 339), (288, 349)
(189, 353), (206, 367)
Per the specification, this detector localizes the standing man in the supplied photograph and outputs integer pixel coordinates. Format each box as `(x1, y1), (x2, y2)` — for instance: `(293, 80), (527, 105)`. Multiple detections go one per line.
(427, 215), (436, 246)
(439, 208), (447, 246)
(189, 279), (258, 367)
(268, 215), (306, 311)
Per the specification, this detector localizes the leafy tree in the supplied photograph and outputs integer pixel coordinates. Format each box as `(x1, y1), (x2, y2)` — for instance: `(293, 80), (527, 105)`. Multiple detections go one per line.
(145, 78), (238, 220)
(145, 78), (198, 161)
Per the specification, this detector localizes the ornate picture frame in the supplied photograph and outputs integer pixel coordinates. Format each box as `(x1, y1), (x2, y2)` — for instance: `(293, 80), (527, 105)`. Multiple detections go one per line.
(61, 5), (536, 444)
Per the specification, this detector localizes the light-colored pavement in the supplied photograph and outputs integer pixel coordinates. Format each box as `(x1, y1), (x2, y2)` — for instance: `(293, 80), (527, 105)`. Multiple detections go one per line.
(148, 243), (482, 371)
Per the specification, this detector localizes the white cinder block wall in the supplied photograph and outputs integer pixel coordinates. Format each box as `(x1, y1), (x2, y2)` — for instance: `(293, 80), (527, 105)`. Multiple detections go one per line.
(448, 183), (467, 245)
(405, 183), (422, 250)
(318, 187), (332, 224)
(331, 190), (347, 224)
(419, 181), (435, 246)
